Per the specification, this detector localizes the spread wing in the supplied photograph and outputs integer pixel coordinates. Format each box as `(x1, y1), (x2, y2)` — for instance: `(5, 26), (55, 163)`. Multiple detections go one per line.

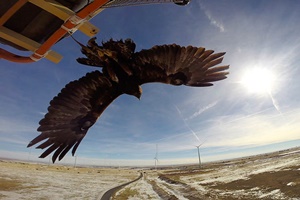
(132, 44), (229, 86)
(27, 71), (121, 163)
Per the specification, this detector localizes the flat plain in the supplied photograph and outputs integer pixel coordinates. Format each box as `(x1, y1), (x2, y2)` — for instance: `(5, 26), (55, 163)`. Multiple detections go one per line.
(1, 147), (300, 200)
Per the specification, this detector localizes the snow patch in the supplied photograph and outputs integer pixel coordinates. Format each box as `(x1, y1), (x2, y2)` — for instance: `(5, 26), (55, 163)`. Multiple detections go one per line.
(279, 149), (300, 156)
(117, 178), (161, 200)
(259, 189), (280, 198)
(287, 182), (296, 186)
(155, 177), (189, 200)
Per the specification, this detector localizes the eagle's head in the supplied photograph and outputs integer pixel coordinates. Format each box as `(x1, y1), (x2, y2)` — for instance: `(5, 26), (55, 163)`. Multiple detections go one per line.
(123, 83), (142, 100)
(102, 38), (136, 60)
(132, 85), (142, 100)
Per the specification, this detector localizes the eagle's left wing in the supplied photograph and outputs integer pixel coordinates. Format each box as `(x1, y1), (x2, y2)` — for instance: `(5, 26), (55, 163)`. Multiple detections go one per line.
(132, 44), (229, 86)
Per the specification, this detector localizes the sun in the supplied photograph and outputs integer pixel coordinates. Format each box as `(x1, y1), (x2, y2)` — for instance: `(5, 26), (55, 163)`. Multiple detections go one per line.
(241, 68), (276, 94)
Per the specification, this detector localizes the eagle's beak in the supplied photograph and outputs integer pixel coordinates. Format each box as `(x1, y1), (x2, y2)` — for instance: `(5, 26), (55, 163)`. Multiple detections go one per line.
(135, 93), (141, 100)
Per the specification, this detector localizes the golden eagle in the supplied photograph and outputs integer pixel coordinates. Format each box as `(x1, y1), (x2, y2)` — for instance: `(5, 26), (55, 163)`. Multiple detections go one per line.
(27, 38), (229, 163)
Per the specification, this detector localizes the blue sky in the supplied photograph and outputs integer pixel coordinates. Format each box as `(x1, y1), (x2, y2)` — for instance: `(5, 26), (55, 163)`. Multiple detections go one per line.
(1, 0), (300, 166)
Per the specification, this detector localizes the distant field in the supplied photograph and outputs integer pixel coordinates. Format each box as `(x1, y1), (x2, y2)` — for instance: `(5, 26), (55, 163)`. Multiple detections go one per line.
(1, 147), (300, 200)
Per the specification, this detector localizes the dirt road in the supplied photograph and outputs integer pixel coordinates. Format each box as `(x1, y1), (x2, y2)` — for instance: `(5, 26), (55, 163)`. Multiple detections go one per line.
(100, 172), (143, 200)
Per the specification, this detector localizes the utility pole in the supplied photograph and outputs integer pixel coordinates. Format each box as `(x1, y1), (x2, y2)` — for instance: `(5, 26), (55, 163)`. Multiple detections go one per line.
(74, 155), (77, 168)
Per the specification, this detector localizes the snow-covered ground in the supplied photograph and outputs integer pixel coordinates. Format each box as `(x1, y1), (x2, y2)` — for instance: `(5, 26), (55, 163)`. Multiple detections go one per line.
(1, 147), (300, 200)
(114, 147), (300, 200)
(0, 161), (137, 200)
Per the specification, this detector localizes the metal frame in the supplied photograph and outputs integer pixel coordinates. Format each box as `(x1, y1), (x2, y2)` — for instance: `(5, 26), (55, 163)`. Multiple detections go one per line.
(0, 0), (189, 63)
(0, 0), (109, 63)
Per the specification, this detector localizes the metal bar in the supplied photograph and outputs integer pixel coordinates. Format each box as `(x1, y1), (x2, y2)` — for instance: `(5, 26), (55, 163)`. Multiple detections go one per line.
(0, 26), (62, 63)
(29, 0), (100, 36)
(102, 0), (173, 8)
(0, 0), (28, 26)
(32, 0), (109, 61)
(29, 0), (71, 20)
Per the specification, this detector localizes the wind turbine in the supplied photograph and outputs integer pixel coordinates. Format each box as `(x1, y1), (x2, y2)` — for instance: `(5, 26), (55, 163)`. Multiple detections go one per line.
(154, 144), (158, 170)
(196, 143), (204, 169)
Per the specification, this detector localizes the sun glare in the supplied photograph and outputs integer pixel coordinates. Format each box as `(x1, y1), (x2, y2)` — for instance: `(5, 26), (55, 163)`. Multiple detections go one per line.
(241, 68), (276, 94)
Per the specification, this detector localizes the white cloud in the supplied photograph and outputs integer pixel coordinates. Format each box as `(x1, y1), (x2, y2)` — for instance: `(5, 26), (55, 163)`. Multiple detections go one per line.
(0, 117), (36, 134)
(202, 108), (300, 148)
(0, 116), (37, 146)
(150, 106), (300, 153)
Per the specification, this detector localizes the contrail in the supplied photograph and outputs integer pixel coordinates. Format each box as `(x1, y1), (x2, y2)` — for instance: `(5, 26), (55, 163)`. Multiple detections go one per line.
(186, 101), (218, 120)
(198, 1), (225, 32)
(174, 105), (201, 143)
(268, 91), (281, 114)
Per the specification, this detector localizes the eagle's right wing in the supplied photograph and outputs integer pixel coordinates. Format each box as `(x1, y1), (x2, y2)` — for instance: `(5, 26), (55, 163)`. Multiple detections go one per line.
(28, 71), (121, 163)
